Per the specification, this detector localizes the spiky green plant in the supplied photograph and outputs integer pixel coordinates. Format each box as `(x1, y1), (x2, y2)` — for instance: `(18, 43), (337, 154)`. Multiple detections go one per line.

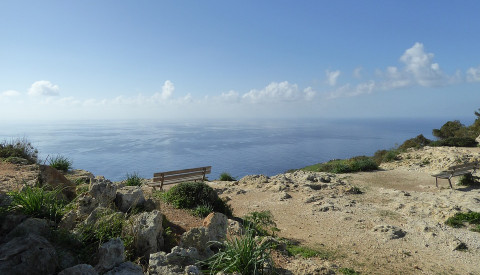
(125, 172), (143, 186)
(49, 155), (72, 172)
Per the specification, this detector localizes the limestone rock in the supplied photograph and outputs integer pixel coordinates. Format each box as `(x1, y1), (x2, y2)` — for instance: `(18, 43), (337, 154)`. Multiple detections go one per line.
(5, 218), (51, 241)
(115, 186), (146, 213)
(278, 191), (292, 201)
(227, 218), (244, 236)
(148, 247), (201, 275)
(129, 210), (164, 258)
(58, 210), (78, 231)
(179, 227), (213, 259)
(95, 238), (125, 273)
(77, 194), (97, 216)
(104, 262), (143, 275)
(372, 224), (406, 240)
(39, 164), (76, 200)
(58, 264), (98, 275)
(203, 212), (228, 242)
(0, 234), (58, 275)
(89, 180), (117, 207)
(0, 214), (27, 239)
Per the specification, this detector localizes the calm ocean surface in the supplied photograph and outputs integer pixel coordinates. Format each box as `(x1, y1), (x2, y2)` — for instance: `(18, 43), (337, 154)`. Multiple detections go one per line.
(1, 118), (453, 181)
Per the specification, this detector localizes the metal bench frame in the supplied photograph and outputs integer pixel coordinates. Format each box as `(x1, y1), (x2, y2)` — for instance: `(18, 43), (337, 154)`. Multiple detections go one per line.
(432, 162), (478, 189)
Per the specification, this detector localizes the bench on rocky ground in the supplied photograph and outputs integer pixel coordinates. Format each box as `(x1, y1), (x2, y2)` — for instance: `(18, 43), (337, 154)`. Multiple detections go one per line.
(149, 166), (212, 190)
(432, 162), (479, 189)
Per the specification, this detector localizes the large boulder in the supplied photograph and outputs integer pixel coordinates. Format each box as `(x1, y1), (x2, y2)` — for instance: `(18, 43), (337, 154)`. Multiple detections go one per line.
(179, 227), (213, 259)
(0, 234), (58, 275)
(203, 212), (228, 242)
(115, 186), (146, 213)
(5, 218), (51, 241)
(58, 264), (98, 275)
(95, 238), (125, 273)
(38, 165), (76, 200)
(89, 180), (118, 207)
(148, 247), (201, 275)
(128, 210), (164, 259)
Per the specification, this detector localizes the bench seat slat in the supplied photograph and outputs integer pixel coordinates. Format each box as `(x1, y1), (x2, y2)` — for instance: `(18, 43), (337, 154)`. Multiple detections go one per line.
(149, 175), (205, 187)
(153, 171), (208, 182)
(154, 166), (211, 177)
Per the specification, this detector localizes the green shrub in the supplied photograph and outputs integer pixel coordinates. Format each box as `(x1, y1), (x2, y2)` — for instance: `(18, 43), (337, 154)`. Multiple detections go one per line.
(430, 137), (478, 147)
(202, 229), (274, 275)
(339, 267), (361, 275)
(0, 138), (38, 164)
(49, 155), (72, 172)
(7, 186), (66, 222)
(433, 120), (466, 139)
(125, 172), (143, 186)
(318, 156), (378, 173)
(192, 204), (214, 217)
(373, 149), (400, 165)
(445, 212), (480, 229)
(162, 181), (232, 216)
(398, 134), (432, 150)
(458, 174), (479, 186)
(243, 211), (279, 237)
(219, 172), (236, 181)
(284, 239), (335, 260)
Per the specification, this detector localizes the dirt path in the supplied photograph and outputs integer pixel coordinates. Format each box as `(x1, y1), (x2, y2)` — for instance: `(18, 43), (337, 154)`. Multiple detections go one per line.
(212, 168), (480, 275)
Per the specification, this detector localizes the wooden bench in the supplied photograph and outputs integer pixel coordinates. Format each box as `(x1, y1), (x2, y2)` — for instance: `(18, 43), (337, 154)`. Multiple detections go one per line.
(432, 162), (478, 188)
(149, 166), (212, 190)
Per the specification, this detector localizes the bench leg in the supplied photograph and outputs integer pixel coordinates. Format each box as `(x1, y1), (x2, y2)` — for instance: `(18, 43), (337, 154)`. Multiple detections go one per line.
(448, 178), (453, 189)
(435, 177), (438, 188)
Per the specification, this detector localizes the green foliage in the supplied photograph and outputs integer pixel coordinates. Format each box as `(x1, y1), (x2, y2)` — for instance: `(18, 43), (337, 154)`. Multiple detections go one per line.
(49, 155), (72, 172)
(192, 204), (214, 217)
(202, 229), (274, 275)
(243, 211), (279, 237)
(162, 181), (232, 216)
(373, 149), (400, 164)
(0, 138), (38, 164)
(306, 156), (378, 174)
(284, 240), (335, 260)
(458, 173), (479, 186)
(433, 120), (466, 139)
(445, 212), (480, 229)
(219, 172), (236, 181)
(398, 134), (432, 150)
(7, 186), (66, 222)
(124, 172), (143, 186)
(339, 267), (361, 275)
(430, 137), (478, 147)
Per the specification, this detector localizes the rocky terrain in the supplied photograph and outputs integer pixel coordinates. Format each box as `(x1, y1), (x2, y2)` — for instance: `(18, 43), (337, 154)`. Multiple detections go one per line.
(0, 146), (479, 274)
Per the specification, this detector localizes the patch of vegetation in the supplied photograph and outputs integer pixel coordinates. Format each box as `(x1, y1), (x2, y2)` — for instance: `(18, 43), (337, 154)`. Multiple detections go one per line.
(201, 228), (274, 275)
(284, 240), (336, 260)
(372, 149), (401, 164)
(219, 172), (236, 181)
(302, 156), (378, 174)
(49, 155), (73, 172)
(161, 181), (232, 217)
(0, 138), (38, 164)
(124, 172), (143, 186)
(192, 204), (214, 217)
(339, 267), (361, 275)
(430, 137), (478, 147)
(458, 173), (479, 186)
(445, 212), (480, 230)
(243, 210), (279, 237)
(6, 186), (67, 222)
(398, 134), (432, 150)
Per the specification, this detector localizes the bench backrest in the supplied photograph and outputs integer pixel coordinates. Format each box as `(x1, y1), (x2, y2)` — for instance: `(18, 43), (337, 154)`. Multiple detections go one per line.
(152, 166), (212, 188)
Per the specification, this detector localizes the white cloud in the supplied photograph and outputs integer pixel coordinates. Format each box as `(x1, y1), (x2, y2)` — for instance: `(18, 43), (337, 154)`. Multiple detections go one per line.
(161, 80), (174, 100)
(326, 70), (341, 86)
(398, 42), (446, 87)
(353, 67), (363, 79)
(1, 90), (21, 97)
(28, 80), (60, 96)
(220, 90), (240, 102)
(467, 66), (480, 82)
(242, 81), (315, 103)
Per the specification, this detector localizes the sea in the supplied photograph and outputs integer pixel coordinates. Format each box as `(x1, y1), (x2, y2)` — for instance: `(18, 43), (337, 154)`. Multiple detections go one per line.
(0, 118), (464, 181)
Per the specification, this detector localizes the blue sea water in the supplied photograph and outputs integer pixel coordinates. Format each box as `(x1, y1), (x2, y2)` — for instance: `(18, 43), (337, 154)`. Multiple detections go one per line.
(1, 118), (450, 181)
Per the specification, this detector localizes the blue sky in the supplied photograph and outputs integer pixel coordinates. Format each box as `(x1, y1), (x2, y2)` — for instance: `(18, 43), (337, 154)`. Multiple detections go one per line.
(1, 0), (480, 121)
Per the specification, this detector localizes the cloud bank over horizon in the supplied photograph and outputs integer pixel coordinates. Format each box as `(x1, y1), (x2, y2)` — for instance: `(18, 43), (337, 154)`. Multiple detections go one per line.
(1, 43), (479, 121)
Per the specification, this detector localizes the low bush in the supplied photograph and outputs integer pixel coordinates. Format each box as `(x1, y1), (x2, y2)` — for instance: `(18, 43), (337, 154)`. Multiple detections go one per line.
(430, 137), (478, 147)
(161, 181), (232, 216)
(315, 156), (378, 173)
(243, 210), (279, 237)
(398, 134), (432, 150)
(284, 239), (336, 260)
(339, 267), (361, 275)
(125, 172), (143, 186)
(219, 172), (236, 181)
(202, 228), (274, 275)
(192, 204), (214, 217)
(0, 138), (38, 164)
(445, 211), (480, 229)
(7, 186), (66, 222)
(373, 149), (400, 164)
(458, 174), (479, 186)
(49, 155), (72, 172)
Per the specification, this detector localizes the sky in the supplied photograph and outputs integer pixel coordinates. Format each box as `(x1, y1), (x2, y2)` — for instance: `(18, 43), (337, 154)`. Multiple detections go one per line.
(1, 0), (480, 122)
